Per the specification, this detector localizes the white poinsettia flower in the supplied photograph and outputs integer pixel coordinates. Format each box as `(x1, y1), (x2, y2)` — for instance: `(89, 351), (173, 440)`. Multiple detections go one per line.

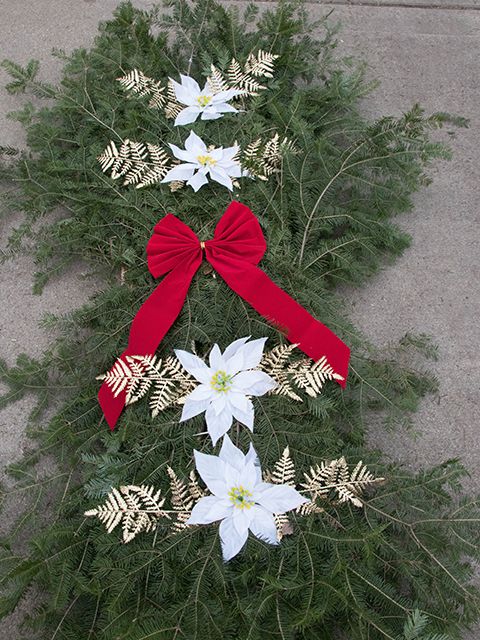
(161, 130), (245, 192)
(171, 74), (243, 126)
(186, 435), (308, 561)
(175, 336), (276, 445)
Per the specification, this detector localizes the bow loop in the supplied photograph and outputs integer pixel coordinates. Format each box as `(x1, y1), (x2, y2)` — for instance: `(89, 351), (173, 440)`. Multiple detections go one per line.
(147, 214), (201, 278)
(206, 201), (266, 265)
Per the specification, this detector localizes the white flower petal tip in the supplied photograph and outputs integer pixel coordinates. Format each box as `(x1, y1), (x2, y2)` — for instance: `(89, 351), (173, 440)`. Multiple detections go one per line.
(164, 131), (245, 192)
(191, 435), (303, 562)
(170, 74), (241, 127)
(175, 337), (273, 444)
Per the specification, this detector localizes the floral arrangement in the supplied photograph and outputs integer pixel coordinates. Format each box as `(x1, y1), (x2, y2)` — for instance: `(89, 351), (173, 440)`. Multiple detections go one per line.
(0, 2), (477, 640)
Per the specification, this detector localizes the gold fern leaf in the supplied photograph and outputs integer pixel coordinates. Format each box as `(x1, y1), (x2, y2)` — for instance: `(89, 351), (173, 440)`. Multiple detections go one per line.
(289, 355), (345, 398)
(167, 466), (195, 532)
(97, 355), (196, 414)
(268, 446), (296, 486)
(301, 457), (384, 508)
(97, 139), (170, 188)
(148, 355), (197, 417)
(188, 470), (206, 501)
(85, 485), (169, 543)
(259, 343), (302, 401)
(241, 134), (298, 181)
(244, 50), (279, 78)
(169, 179), (185, 192)
(117, 69), (166, 109)
(207, 64), (230, 94)
(164, 79), (183, 119)
(96, 356), (152, 404)
(274, 513), (293, 541)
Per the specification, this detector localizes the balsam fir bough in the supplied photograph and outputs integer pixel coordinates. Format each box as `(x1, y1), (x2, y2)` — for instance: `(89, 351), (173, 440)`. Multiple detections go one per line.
(0, 1), (478, 639)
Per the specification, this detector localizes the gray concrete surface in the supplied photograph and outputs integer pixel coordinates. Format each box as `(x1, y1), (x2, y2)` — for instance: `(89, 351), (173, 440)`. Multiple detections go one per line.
(1, 1), (479, 638)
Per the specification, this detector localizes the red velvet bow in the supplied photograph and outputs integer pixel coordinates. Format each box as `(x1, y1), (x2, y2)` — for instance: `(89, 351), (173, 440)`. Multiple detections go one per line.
(98, 201), (350, 428)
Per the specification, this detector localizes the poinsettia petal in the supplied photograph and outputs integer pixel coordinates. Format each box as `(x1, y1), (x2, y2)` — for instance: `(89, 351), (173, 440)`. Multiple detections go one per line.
(186, 495), (232, 525)
(238, 460), (258, 493)
(212, 103), (238, 114)
(214, 89), (243, 101)
(219, 434), (246, 471)
(225, 350), (245, 376)
(237, 337), (268, 369)
(187, 170), (209, 192)
(187, 384), (213, 402)
(211, 394), (227, 415)
(249, 506), (279, 545)
(245, 443), (262, 483)
(230, 397), (254, 431)
(175, 106), (201, 126)
(233, 370), (276, 396)
(255, 484), (308, 514)
(161, 164), (196, 183)
(209, 167), (233, 191)
(171, 78), (197, 106)
(180, 397), (210, 422)
(231, 505), (254, 535)
(179, 74), (201, 95)
(209, 343), (226, 370)
(221, 145), (240, 162)
(174, 349), (211, 383)
(167, 144), (195, 162)
(184, 130), (206, 154)
(222, 337), (250, 361)
(220, 515), (249, 562)
(227, 391), (249, 413)
(193, 450), (227, 495)
(205, 404), (233, 445)
(201, 109), (222, 121)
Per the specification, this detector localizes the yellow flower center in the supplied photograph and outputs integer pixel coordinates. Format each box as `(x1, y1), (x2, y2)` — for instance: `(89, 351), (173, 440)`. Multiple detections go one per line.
(197, 154), (217, 167)
(228, 485), (254, 510)
(197, 95), (212, 107)
(210, 370), (233, 393)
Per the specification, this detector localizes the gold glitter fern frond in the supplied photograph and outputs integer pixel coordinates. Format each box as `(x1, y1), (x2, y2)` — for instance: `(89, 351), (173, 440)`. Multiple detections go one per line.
(207, 49), (279, 98)
(267, 446), (296, 486)
(243, 133), (299, 180)
(97, 139), (171, 188)
(117, 69), (167, 109)
(96, 354), (196, 417)
(260, 344), (344, 402)
(167, 467), (206, 532)
(84, 485), (169, 543)
(302, 457), (384, 508)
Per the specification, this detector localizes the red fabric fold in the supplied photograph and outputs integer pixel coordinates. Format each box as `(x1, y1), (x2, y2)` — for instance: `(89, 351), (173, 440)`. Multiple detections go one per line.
(98, 201), (350, 429)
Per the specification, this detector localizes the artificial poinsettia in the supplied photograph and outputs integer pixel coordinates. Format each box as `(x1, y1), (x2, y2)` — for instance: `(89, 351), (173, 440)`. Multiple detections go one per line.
(175, 337), (276, 444)
(171, 74), (243, 126)
(186, 435), (307, 561)
(161, 130), (245, 191)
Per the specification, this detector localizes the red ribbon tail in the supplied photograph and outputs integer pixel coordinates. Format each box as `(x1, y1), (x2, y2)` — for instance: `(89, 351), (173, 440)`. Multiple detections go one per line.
(210, 257), (350, 385)
(99, 378), (128, 430)
(98, 257), (201, 429)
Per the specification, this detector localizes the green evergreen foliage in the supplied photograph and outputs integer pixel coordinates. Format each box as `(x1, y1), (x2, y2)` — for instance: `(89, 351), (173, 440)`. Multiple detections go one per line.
(0, 1), (478, 638)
